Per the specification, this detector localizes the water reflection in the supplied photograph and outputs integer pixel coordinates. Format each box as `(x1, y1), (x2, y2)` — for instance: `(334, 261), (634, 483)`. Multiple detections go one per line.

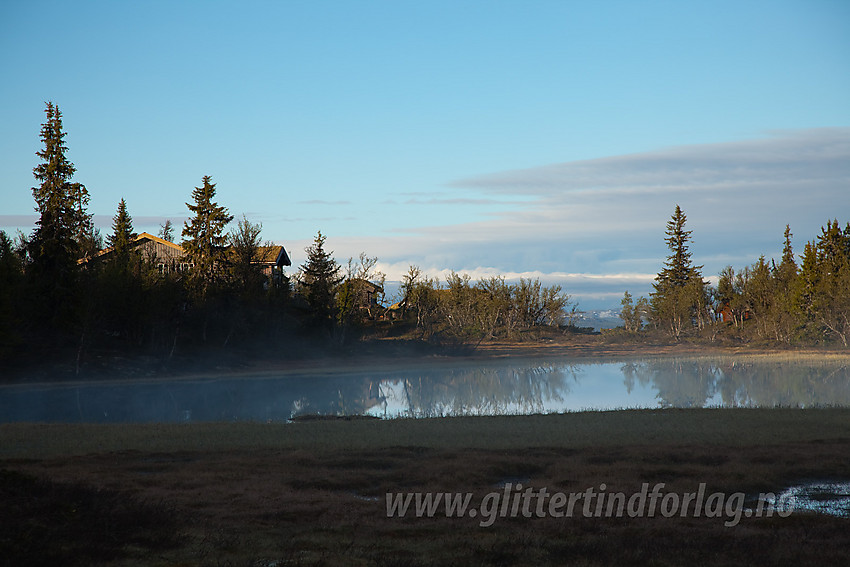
(1, 358), (849, 423)
(776, 481), (850, 517)
(369, 363), (580, 418)
(628, 359), (850, 409)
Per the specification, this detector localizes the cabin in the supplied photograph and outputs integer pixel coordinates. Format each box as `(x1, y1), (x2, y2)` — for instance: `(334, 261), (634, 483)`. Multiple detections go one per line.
(79, 232), (291, 283)
(243, 244), (291, 287)
(339, 278), (384, 318)
(78, 232), (191, 272)
(714, 302), (752, 324)
(359, 280), (383, 312)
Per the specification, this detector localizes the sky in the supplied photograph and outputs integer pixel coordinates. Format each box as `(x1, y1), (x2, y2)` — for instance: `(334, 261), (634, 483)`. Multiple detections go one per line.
(1, 0), (848, 308)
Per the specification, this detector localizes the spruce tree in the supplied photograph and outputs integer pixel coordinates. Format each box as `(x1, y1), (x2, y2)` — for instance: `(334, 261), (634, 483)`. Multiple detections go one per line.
(770, 225), (798, 343)
(299, 231), (343, 331)
(650, 205), (706, 338)
(777, 225), (796, 279)
(107, 198), (135, 256)
(28, 102), (93, 331)
(181, 175), (233, 295)
(655, 205), (701, 289)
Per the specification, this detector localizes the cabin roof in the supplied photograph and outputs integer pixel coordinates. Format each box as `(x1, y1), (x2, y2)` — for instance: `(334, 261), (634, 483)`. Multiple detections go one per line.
(255, 245), (291, 267)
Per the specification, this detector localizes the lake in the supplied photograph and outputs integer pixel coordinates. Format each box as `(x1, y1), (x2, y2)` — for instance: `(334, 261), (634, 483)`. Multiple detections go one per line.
(2, 356), (849, 423)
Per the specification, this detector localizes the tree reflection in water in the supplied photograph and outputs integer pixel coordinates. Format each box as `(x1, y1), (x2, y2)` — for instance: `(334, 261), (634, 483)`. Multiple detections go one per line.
(2, 358), (849, 423)
(622, 359), (850, 409)
(371, 363), (580, 418)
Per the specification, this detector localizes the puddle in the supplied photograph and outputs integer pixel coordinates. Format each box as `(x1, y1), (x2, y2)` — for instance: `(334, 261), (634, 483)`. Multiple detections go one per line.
(777, 481), (850, 517)
(351, 493), (381, 502)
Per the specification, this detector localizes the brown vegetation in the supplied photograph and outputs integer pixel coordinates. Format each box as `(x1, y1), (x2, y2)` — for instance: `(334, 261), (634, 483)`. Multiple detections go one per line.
(3, 409), (849, 565)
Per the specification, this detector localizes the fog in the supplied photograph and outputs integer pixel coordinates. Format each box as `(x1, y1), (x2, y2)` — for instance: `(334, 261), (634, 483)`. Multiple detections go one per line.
(3, 357), (849, 423)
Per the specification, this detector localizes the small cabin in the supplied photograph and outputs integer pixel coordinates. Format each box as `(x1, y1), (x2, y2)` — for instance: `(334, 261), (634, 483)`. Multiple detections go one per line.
(714, 302), (752, 324)
(251, 245), (291, 287)
(339, 278), (384, 318)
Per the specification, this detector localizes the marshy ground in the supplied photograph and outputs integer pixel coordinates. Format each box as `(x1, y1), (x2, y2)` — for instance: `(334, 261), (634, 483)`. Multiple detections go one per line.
(2, 408), (850, 566)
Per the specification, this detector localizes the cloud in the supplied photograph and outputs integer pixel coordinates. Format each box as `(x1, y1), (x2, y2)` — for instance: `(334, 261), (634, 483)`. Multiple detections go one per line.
(300, 128), (848, 310)
(0, 215), (38, 228)
(125, 216), (188, 228)
(0, 214), (188, 231)
(296, 199), (352, 205)
(402, 197), (511, 206)
(395, 190), (531, 207)
(450, 128), (850, 198)
(429, 129), (850, 279)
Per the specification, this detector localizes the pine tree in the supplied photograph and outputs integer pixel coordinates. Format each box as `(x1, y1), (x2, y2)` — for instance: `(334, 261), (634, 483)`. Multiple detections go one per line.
(299, 231), (343, 331)
(650, 205), (706, 338)
(107, 198), (135, 257)
(181, 175), (233, 296)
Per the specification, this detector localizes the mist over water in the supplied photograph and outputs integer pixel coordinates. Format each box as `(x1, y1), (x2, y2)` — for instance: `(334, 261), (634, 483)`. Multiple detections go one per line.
(1, 358), (849, 423)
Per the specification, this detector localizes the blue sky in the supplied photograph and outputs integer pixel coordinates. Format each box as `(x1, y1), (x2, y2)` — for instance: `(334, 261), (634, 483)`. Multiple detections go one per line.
(2, 0), (848, 308)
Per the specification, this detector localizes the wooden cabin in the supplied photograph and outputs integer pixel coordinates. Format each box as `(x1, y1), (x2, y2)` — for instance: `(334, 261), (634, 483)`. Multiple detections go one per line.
(339, 278), (384, 318)
(80, 233), (291, 282)
(78, 232), (191, 273)
(248, 245), (291, 287)
(714, 302), (752, 324)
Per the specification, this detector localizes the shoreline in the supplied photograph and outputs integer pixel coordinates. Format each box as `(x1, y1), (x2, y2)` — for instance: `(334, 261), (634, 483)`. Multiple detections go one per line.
(3, 407), (850, 459)
(5, 334), (850, 386)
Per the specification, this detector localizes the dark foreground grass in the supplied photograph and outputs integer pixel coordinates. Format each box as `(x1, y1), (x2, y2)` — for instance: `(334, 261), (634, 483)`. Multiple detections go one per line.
(3, 407), (850, 458)
(0, 469), (181, 567)
(2, 409), (850, 566)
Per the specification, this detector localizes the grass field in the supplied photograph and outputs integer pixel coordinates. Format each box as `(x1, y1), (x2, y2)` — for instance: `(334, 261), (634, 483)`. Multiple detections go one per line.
(2, 408), (850, 566)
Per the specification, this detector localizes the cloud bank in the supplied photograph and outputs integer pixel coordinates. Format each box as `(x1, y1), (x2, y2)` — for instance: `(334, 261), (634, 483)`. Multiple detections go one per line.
(318, 129), (849, 308)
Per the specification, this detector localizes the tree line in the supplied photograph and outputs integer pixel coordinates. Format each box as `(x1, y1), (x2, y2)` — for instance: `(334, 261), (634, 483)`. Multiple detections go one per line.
(396, 267), (576, 342)
(621, 205), (850, 347)
(0, 103), (576, 372)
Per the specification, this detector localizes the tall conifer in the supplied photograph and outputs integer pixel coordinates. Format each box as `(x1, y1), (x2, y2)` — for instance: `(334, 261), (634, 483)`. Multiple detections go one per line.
(107, 198), (135, 256)
(28, 102), (93, 330)
(299, 231), (343, 330)
(181, 175), (233, 295)
(650, 205), (707, 338)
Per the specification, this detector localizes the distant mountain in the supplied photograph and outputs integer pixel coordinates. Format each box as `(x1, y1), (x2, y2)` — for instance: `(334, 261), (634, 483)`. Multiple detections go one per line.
(573, 309), (623, 332)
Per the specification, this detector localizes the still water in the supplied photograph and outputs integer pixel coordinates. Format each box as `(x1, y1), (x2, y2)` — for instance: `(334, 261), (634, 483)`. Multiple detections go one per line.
(1, 357), (849, 423)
